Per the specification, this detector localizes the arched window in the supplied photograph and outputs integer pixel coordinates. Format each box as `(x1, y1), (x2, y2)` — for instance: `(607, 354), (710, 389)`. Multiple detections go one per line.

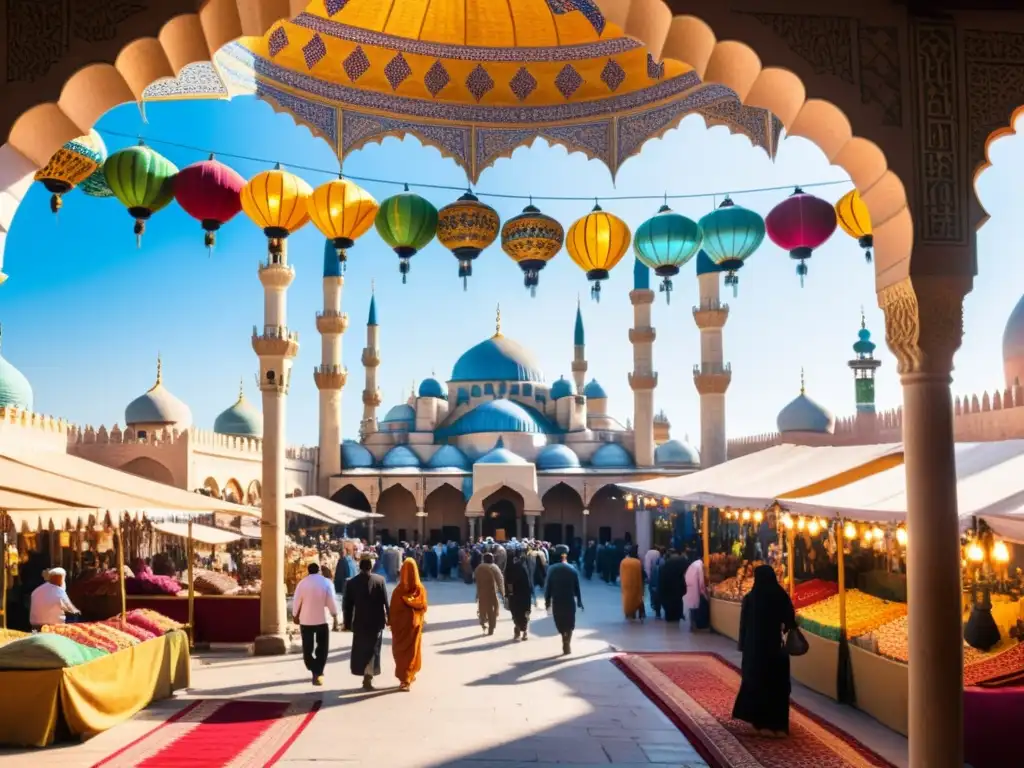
(499, 382), (507, 395)
(484, 383), (494, 395)
(523, 384), (533, 396)
(471, 384), (482, 397)
(457, 387), (469, 404)
(510, 384), (520, 395)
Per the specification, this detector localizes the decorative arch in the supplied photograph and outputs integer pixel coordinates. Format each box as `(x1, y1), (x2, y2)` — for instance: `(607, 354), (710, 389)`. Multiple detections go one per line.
(331, 483), (371, 512)
(424, 483), (467, 540)
(202, 476), (221, 498)
(541, 482), (585, 546)
(466, 481), (543, 516)
(223, 478), (244, 503)
(587, 483), (633, 545)
(377, 483), (419, 544)
(117, 456), (174, 486)
(246, 480), (262, 505)
(480, 485), (524, 541)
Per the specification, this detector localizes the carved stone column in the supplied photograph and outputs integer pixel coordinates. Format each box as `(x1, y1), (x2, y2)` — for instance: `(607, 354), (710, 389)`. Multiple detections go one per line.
(880, 275), (969, 768)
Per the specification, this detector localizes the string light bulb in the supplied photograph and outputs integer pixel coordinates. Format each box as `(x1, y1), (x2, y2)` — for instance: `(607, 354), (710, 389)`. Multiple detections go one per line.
(753, 510), (764, 524)
(782, 514), (793, 530)
(844, 521), (857, 539)
(797, 517), (806, 531)
(993, 540), (1010, 564)
(871, 526), (884, 540)
(742, 510), (752, 522)
(967, 542), (984, 563)
(863, 529), (873, 544)
(808, 519), (820, 536)
(896, 527), (908, 546)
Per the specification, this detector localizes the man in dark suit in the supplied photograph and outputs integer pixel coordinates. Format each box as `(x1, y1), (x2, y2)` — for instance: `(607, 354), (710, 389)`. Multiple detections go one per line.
(343, 556), (390, 691)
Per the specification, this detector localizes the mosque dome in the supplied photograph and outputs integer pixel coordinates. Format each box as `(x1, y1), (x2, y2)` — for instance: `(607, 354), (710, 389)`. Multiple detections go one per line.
(583, 379), (607, 399)
(536, 444), (581, 470)
(1003, 294), (1024, 386)
(451, 334), (544, 383)
(475, 437), (527, 465)
(550, 376), (576, 400)
(418, 377), (446, 399)
(381, 445), (422, 469)
(437, 398), (558, 438)
(0, 332), (33, 411)
(427, 444), (471, 470)
(777, 393), (836, 434)
(655, 439), (700, 468)
(342, 440), (375, 469)
(213, 384), (263, 438)
(381, 403), (416, 424)
(853, 327), (876, 356)
(590, 443), (634, 468)
(125, 358), (192, 428)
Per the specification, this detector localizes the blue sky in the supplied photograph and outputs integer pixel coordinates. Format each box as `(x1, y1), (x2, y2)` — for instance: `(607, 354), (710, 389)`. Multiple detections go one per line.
(2, 95), (1019, 446)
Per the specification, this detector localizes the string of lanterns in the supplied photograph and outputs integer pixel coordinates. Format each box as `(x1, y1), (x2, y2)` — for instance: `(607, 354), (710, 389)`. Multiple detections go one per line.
(31, 129), (875, 299)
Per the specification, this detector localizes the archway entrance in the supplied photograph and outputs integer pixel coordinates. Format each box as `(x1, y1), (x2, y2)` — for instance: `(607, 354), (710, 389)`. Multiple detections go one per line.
(331, 484), (371, 542)
(481, 487), (524, 541)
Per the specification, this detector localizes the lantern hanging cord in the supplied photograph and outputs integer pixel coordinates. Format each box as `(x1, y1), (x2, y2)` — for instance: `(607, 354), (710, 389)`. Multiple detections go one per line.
(99, 127), (853, 203)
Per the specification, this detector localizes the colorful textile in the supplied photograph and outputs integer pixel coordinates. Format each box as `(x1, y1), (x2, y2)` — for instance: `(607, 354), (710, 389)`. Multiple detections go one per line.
(791, 579), (839, 611)
(44, 622), (141, 652)
(0, 633), (107, 670)
(613, 652), (896, 768)
(92, 698), (320, 768)
(797, 590), (906, 641)
(126, 607), (183, 634)
(0, 628), (28, 647)
(620, 557), (644, 618)
(964, 642), (1024, 687)
(390, 558), (428, 686)
(103, 618), (157, 642)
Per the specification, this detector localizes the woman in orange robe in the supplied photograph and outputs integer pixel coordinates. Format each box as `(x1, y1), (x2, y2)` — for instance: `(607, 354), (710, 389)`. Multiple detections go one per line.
(620, 551), (646, 622)
(390, 557), (428, 691)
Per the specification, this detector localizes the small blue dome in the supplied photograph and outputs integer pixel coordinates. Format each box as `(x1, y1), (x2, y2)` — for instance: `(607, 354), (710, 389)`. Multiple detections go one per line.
(0, 342), (33, 411)
(550, 376), (575, 400)
(777, 393), (836, 434)
(696, 249), (727, 276)
(341, 440), (375, 469)
(451, 335), (544, 383)
(437, 398), (558, 438)
(475, 437), (526, 465)
(418, 378), (446, 399)
(213, 390), (263, 438)
(381, 445), (422, 468)
(853, 327), (876, 356)
(427, 444), (470, 470)
(536, 443), (581, 470)
(590, 443), (634, 468)
(583, 379), (607, 399)
(381, 403), (415, 424)
(655, 439), (700, 468)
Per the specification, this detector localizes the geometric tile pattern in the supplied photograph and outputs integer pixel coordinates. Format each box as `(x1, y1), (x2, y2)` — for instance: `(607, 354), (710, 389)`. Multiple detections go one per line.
(647, 53), (665, 81)
(302, 33), (328, 70)
(554, 64), (584, 99)
(424, 60), (451, 97)
(268, 26), (289, 58)
(509, 67), (538, 102)
(384, 53), (413, 90)
(324, 0), (348, 17)
(343, 46), (370, 82)
(601, 59), (626, 92)
(465, 64), (495, 103)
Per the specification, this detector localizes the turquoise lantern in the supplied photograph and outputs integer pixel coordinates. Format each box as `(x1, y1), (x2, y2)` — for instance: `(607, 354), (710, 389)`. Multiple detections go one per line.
(633, 202), (702, 304)
(698, 196), (765, 296)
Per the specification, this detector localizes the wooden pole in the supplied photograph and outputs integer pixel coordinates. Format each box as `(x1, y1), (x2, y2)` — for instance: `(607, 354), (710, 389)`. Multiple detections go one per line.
(1, 511), (7, 630)
(787, 524), (796, 599)
(701, 506), (710, 578)
(115, 519), (127, 620)
(187, 519), (195, 648)
(837, 521), (847, 642)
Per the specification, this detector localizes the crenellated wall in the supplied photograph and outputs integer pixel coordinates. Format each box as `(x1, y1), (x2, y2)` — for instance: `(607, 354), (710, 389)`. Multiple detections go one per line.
(0, 407), (72, 453)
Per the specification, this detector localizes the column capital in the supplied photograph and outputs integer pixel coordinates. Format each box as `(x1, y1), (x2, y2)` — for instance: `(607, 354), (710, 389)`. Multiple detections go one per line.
(361, 349), (380, 367)
(258, 262), (295, 289)
(362, 389), (382, 407)
(879, 275), (970, 380)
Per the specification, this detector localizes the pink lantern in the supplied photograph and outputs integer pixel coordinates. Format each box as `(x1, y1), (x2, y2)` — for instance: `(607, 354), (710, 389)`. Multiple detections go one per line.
(765, 187), (838, 286)
(173, 154), (244, 253)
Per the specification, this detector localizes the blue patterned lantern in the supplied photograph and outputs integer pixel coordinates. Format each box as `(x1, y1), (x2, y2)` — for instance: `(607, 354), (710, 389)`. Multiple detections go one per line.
(698, 196), (765, 296)
(633, 203), (702, 304)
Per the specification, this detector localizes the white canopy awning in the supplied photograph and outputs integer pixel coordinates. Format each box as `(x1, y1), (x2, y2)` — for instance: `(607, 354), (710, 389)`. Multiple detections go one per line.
(286, 495), (381, 524)
(151, 520), (244, 545)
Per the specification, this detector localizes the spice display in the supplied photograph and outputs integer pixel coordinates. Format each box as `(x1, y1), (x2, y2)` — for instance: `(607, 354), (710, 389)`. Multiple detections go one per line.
(43, 622), (140, 652)
(796, 589), (907, 641)
(102, 617), (157, 642)
(791, 579), (839, 610)
(125, 608), (183, 635)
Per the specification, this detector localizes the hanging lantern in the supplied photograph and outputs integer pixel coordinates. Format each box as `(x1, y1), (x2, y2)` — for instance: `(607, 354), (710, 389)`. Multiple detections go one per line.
(765, 187), (838, 287)
(104, 141), (178, 247)
(79, 166), (114, 198)
(566, 202), (631, 302)
(437, 190), (500, 290)
(835, 188), (873, 263)
(633, 202), (702, 304)
(34, 129), (107, 214)
(240, 162), (312, 260)
(308, 175), (379, 267)
(698, 196), (765, 296)
(374, 184), (438, 283)
(173, 154), (244, 253)
(500, 201), (564, 297)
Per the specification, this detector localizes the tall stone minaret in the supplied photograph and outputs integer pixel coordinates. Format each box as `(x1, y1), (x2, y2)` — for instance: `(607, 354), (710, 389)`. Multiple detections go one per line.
(628, 259), (657, 555)
(849, 309), (882, 434)
(571, 299), (587, 393)
(360, 284), (381, 440)
(692, 253), (731, 467)
(314, 240), (347, 496)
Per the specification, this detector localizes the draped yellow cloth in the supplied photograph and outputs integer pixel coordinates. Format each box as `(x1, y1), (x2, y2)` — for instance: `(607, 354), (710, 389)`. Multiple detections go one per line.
(390, 559), (428, 686)
(0, 630), (190, 747)
(620, 557), (644, 619)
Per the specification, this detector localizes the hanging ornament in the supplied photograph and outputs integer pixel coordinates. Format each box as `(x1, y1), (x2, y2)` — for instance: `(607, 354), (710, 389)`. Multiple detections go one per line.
(698, 196), (765, 297)
(633, 200), (702, 304)
(765, 187), (838, 286)
(240, 162), (312, 260)
(374, 184), (438, 284)
(308, 175), (379, 268)
(835, 188), (873, 263)
(173, 154), (244, 254)
(500, 200), (564, 297)
(79, 166), (114, 198)
(34, 129), (107, 215)
(104, 140), (178, 247)
(566, 202), (631, 302)
(437, 190), (500, 290)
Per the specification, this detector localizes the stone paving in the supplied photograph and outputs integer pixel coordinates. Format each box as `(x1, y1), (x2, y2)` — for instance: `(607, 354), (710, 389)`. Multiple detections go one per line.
(0, 577), (909, 767)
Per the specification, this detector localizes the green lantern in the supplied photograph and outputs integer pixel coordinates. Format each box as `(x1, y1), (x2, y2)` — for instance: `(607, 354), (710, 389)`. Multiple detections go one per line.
(104, 141), (178, 247)
(374, 184), (438, 283)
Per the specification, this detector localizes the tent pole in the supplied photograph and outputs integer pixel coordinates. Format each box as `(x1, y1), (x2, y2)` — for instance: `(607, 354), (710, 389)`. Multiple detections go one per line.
(837, 521), (847, 641)
(701, 506), (710, 579)
(1, 510), (7, 630)
(787, 524), (796, 599)
(115, 518), (127, 620)
(187, 519), (195, 648)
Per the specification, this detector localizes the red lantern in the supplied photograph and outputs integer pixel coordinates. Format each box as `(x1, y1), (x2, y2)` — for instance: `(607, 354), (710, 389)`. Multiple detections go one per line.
(173, 154), (244, 253)
(765, 187), (837, 286)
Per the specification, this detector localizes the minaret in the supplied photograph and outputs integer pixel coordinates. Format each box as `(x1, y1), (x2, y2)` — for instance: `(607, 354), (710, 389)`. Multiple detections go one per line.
(628, 259), (657, 467)
(692, 253), (731, 467)
(252, 240), (299, 656)
(360, 284), (382, 439)
(314, 240), (348, 496)
(571, 298), (587, 392)
(849, 309), (882, 429)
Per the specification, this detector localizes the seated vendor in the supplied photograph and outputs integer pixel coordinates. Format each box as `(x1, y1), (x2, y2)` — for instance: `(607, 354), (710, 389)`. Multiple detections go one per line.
(29, 567), (81, 630)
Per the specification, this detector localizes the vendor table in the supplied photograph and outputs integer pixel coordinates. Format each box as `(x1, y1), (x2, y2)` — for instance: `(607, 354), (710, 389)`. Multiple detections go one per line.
(790, 631), (840, 700)
(849, 644), (908, 735)
(0, 629), (190, 748)
(709, 597), (741, 643)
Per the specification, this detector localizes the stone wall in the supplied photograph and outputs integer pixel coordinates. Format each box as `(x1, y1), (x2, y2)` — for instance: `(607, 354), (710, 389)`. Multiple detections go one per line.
(0, 407), (71, 453)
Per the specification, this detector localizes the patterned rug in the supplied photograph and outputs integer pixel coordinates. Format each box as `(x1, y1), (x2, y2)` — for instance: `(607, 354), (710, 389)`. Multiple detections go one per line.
(91, 699), (320, 768)
(612, 653), (896, 768)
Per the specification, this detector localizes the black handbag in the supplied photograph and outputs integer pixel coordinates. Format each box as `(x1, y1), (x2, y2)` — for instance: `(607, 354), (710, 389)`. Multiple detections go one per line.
(786, 626), (810, 656)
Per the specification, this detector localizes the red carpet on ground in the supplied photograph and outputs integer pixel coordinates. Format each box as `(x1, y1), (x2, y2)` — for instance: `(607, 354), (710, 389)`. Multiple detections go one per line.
(91, 699), (320, 768)
(613, 652), (895, 768)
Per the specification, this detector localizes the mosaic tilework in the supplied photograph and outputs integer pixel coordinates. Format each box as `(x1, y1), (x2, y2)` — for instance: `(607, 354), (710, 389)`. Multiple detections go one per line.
(256, 82), (338, 146)
(384, 53), (412, 90)
(698, 97), (771, 155)
(545, 0), (606, 36)
(424, 60), (451, 97)
(142, 62), (228, 101)
(647, 53), (665, 80)
(616, 85), (738, 161)
(324, 0), (348, 17)
(302, 33), (328, 70)
(343, 45), (370, 82)
(465, 64), (495, 102)
(509, 67), (538, 102)
(555, 64), (583, 99)
(341, 109), (471, 170)
(268, 26), (289, 58)
(601, 59), (626, 92)
(474, 121), (612, 179)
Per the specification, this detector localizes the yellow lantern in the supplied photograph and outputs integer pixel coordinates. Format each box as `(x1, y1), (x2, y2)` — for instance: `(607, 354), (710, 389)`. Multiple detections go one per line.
(835, 188), (873, 263)
(992, 540), (1010, 564)
(566, 203), (631, 302)
(871, 526), (884, 540)
(796, 516), (806, 531)
(781, 513), (793, 530)
(968, 542), (984, 563)
(896, 527), (908, 547)
(843, 521), (857, 539)
(662, 496), (671, 508)
(741, 510), (751, 522)
(808, 519), (820, 536)
(241, 163), (312, 258)
(308, 176), (379, 265)
(753, 510), (764, 524)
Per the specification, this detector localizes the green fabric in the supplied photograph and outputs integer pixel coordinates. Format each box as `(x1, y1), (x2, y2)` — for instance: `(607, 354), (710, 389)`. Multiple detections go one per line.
(0, 633), (109, 670)
(374, 191), (438, 252)
(104, 145), (177, 213)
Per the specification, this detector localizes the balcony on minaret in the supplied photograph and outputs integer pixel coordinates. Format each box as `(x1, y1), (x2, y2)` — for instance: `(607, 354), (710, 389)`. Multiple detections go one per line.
(313, 363), (348, 390)
(693, 362), (731, 394)
(361, 348), (380, 367)
(362, 389), (382, 407)
(628, 371), (658, 390)
(252, 324), (299, 358)
(258, 260), (295, 289)
(316, 309), (349, 335)
(628, 326), (656, 344)
(692, 299), (729, 330)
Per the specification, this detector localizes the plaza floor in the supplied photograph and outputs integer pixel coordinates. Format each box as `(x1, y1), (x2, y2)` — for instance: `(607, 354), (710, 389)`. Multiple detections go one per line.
(0, 578), (909, 767)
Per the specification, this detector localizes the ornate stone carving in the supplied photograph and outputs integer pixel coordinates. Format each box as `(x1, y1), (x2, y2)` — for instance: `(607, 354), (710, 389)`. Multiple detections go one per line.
(859, 25), (902, 127)
(747, 13), (855, 83)
(878, 277), (967, 377)
(963, 30), (1024, 175)
(71, 0), (146, 43)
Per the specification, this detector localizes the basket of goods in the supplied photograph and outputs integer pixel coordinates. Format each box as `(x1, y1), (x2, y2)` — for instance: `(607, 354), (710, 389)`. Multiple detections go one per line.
(791, 579), (840, 610)
(125, 608), (183, 636)
(796, 589), (907, 641)
(43, 622), (142, 652)
(192, 568), (240, 596)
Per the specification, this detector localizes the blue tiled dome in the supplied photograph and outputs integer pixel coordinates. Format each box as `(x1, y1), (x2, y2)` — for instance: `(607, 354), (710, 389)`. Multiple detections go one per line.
(381, 403), (416, 424)
(418, 377), (446, 399)
(381, 445), (422, 469)
(550, 376), (575, 400)
(777, 393), (835, 434)
(590, 442), (634, 468)
(213, 391), (263, 438)
(655, 439), (700, 468)
(583, 379), (607, 399)
(0, 342), (33, 411)
(475, 437), (527, 465)
(437, 398), (557, 438)
(342, 440), (375, 469)
(427, 444), (470, 470)
(536, 443), (581, 470)
(451, 335), (544, 383)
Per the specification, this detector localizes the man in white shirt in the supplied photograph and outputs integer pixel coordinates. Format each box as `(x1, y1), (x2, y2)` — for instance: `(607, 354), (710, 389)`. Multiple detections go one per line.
(292, 562), (338, 686)
(30, 567), (80, 629)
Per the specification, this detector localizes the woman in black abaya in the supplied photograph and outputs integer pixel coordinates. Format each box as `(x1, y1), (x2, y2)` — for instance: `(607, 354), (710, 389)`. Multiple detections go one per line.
(732, 565), (797, 737)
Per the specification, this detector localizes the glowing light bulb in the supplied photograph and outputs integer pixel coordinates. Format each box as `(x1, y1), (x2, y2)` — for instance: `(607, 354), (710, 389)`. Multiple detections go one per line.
(863, 529), (873, 544)
(968, 542), (984, 563)
(742, 510), (752, 522)
(896, 528), (908, 546)
(753, 511), (764, 524)
(662, 497), (671, 508)
(993, 540), (1010, 564)
(844, 522), (857, 539)
(797, 517), (806, 531)
(872, 526), (884, 540)
(808, 520), (820, 536)
(819, 519), (829, 531)
(782, 514), (793, 530)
